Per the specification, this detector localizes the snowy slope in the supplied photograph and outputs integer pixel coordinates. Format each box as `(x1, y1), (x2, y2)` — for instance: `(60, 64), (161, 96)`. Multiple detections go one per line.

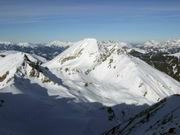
(0, 52), (60, 90)
(98, 40), (131, 48)
(0, 52), (41, 88)
(45, 38), (99, 70)
(105, 94), (180, 135)
(44, 38), (180, 106)
(0, 50), (47, 62)
(0, 39), (180, 135)
(0, 51), (130, 135)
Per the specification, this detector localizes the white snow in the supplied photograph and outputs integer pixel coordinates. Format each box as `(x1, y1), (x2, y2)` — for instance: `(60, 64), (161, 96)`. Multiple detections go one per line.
(46, 40), (73, 47)
(17, 42), (31, 47)
(105, 95), (180, 135)
(44, 38), (180, 106)
(0, 41), (12, 45)
(143, 40), (160, 48)
(128, 48), (147, 54)
(0, 38), (180, 135)
(169, 52), (180, 58)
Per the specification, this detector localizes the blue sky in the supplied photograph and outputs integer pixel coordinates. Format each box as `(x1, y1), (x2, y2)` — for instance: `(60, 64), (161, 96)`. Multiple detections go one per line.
(0, 0), (180, 42)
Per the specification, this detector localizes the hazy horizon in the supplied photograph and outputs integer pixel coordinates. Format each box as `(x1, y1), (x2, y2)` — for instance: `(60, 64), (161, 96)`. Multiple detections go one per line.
(1, 37), (180, 44)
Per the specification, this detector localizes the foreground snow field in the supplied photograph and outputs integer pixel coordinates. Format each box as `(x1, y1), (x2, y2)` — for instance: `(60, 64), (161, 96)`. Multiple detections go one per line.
(0, 38), (179, 135)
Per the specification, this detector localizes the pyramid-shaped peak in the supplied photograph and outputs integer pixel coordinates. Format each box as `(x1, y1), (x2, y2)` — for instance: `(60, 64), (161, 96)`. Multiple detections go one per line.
(73, 38), (98, 49)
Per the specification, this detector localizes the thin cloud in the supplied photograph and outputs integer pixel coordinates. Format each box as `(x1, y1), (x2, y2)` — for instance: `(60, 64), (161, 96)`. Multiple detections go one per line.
(0, 1), (180, 24)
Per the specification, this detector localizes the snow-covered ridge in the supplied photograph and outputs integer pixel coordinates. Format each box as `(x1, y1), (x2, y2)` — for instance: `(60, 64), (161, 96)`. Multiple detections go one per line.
(44, 38), (180, 106)
(164, 39), (180, 47)
(0, 40), (74, 49)
(0, 38), (180, 104)
(0, 38), (179, 135)
(1, 38), (180, 48)
(168, 52), (180, 59)
(105, 94), (180, 135)
(0, 41), (12, 45)
(98, 40), (131, 48)
(0, 52), (54, 90)
(139, 39), (180, 48)
(0, 41), (38, 47)
(144, 40), (160, 48)
(46, 40), (74, 48)
(17, 42), (35, 47)
(45, 38), (100, 69)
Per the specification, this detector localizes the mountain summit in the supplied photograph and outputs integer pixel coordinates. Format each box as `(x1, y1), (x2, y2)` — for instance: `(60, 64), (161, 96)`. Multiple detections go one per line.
(44, 38), (180, 106)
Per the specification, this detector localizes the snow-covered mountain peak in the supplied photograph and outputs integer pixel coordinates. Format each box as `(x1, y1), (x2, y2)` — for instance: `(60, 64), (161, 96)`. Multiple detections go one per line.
(163, 39), (180, 47)
(44, 38), (100, 69)
(144, 40), (160, 48)
(44, 38), (128, 71)
(0, 39), (179, 135)
(98, 40), (130, 49)
(0, 52), (38, 74)
(73, 38), (98, 52)
(0, 52), (53, 90)
(47, 40), (73, 48)
(43, 39), (180, 106)
(17, 42), (33, 47)
(0, 53), (31, 88)
(0, 41), (12, 45)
